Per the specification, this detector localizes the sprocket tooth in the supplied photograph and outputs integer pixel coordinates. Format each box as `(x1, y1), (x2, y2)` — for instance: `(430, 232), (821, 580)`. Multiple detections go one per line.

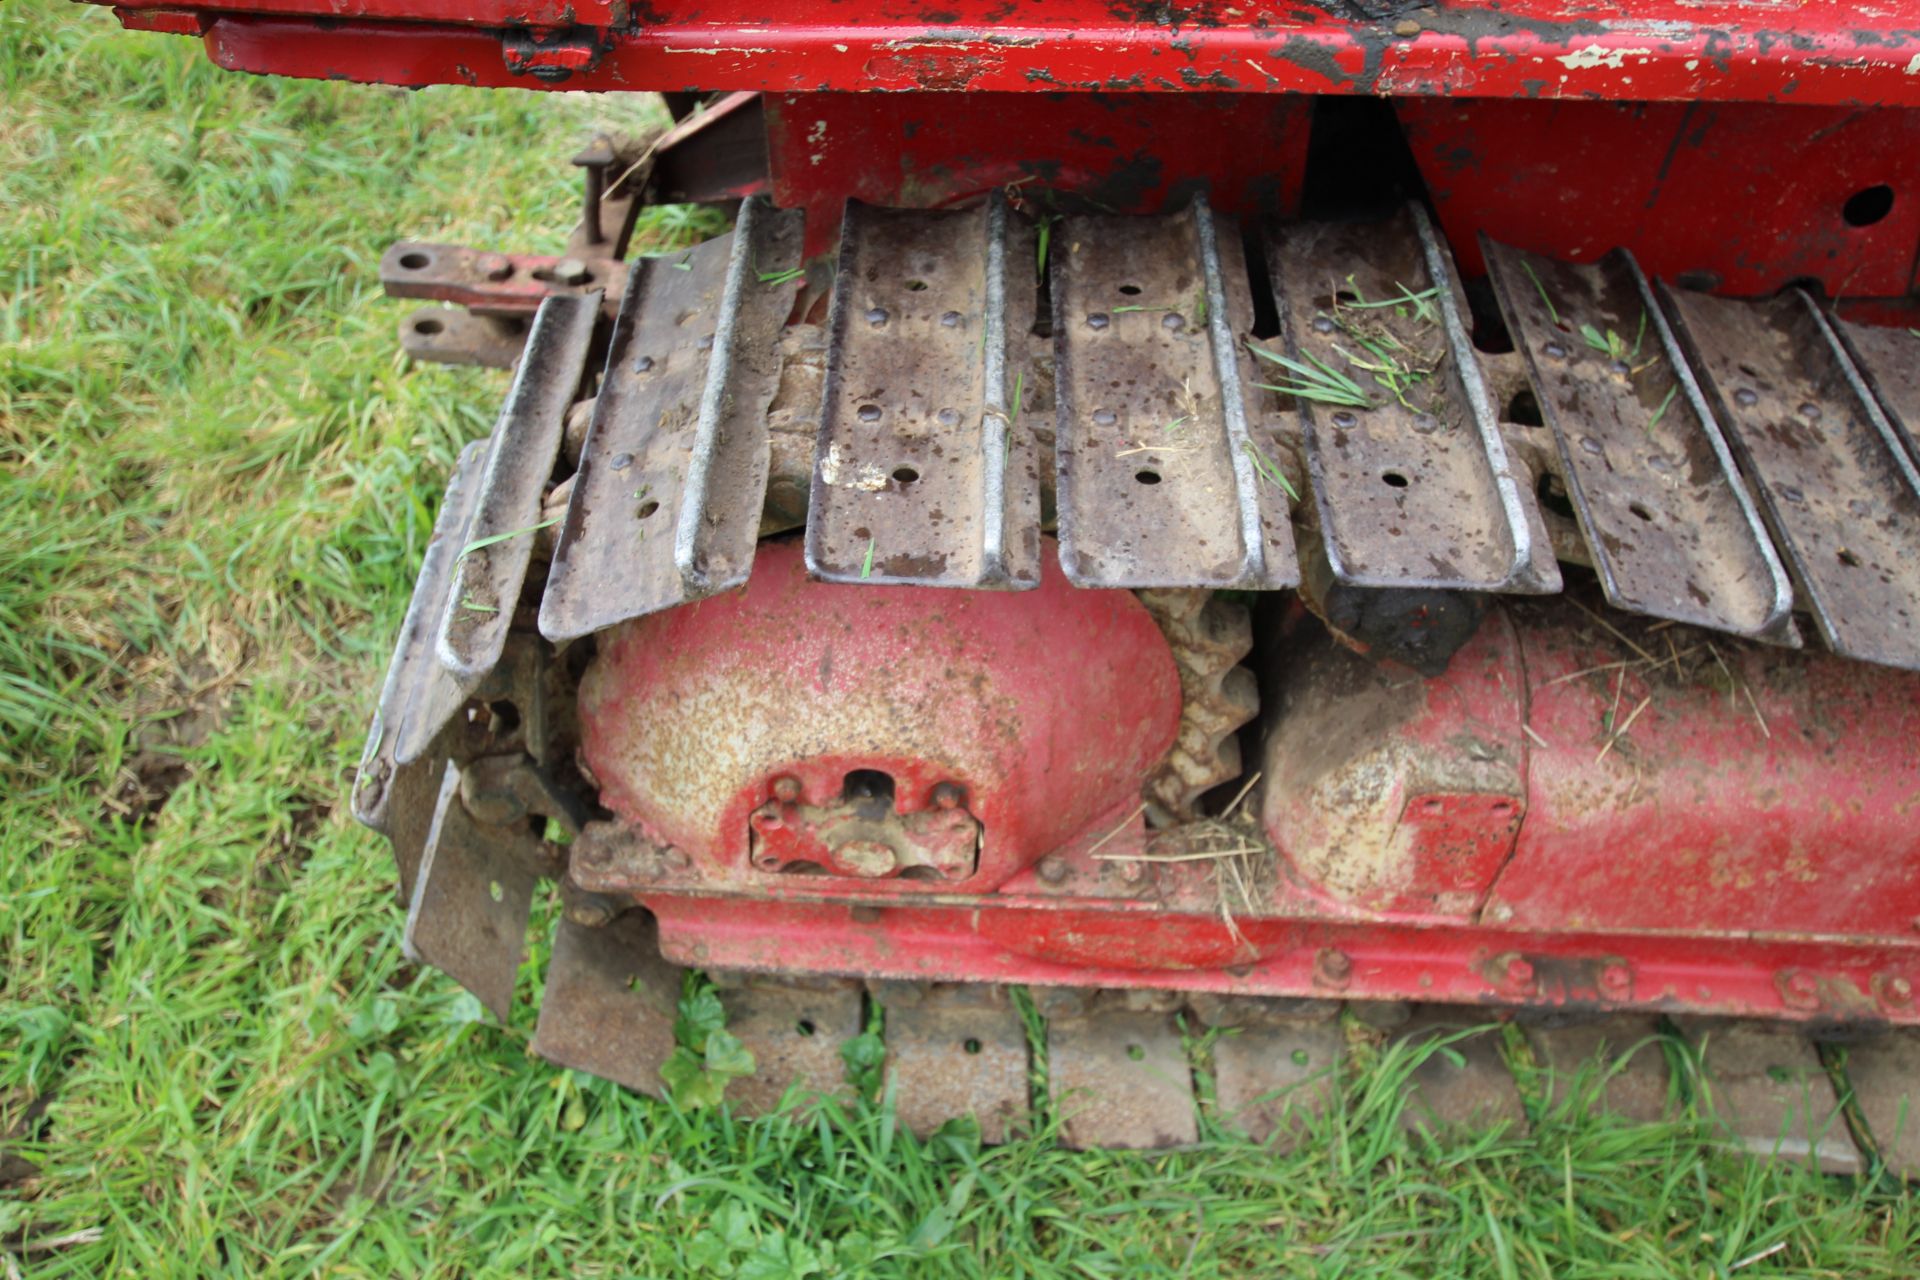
(1838, 1029), (1920, 1179)
(1521, 1016), (1675, 1124)
(1394, 1008), (1529, 1137)
(404, 763), (541, 1022)
(1197, 997), (1343, 1146)
(1138, 589), (1259, 820)
(715, 977), (864, 1116)
(1674, 1018), (1861, 1173)
(875, 982), (1031, 1143)
(531, 911), (682, 1095)
(1043, 991), (1198, 1150)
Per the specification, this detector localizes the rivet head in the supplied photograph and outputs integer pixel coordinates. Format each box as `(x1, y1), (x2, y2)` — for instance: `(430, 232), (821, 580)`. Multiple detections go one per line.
(1086, 313), (1110, 330)
(1036, 854), (1071, 884)
(865, 307), (889, 327)
(940, 311), (963, 328)
(1886, 976), (1914, 1006)
(1161, 313), (1185, 331)
(931, 781), (965, 810)
(1543, 341), (1568, 359)
(1734, 388), (1758, 407)
(1311, 315), (1336, 334)
(1601, 962), (1632, 993)
(1505, 956), (1535, 985)
(771, 775), (802, 803)
(1331, 411), (1358, 429)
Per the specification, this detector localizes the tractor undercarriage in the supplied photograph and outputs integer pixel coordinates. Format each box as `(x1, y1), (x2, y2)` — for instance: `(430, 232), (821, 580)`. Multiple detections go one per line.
(91, 0), (1920, 1167)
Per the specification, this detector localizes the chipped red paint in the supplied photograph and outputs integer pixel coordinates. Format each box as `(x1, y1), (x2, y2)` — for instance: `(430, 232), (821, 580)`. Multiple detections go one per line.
(591, 600), (1920, 1025)
(764, 92), (1311, 253)
(100, 0), (1920, 109)
(577, 538), (1183, 894)
(1403, 99), (1920, 297)
(642, 894), (1920, 1025)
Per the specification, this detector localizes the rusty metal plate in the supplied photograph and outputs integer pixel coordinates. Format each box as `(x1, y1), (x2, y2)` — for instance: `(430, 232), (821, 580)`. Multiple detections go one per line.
(540, 199), (800, 642)
(353, 440), (486, 878)
(1838, 1030), (1920, 1179)
(1485, 244), (1796, 643)
(380, 240), (628, 314)
(1048, 1007), (1198, 1149)
(718, 980), (863, 1116)
(1211, 1017), (1344, 1147)
(1521, 1016), (1674, 1124)
(1675, 1018), (1860, 1172)
(1833, 318), (1920, 469)
(1268, 207), (1551, 594)
(404, 764), (541, 1022)
(399, 305), (529, 369)
(1660, 286), (1920, 670)
(877, 983), (1030, 1143)
(1395, 1010), (1528, 1136)
(359, 441), (487, 772)
(806, 197), (1040, 588)
(1052, 197), (1298, 589)
(439, 293), (599, 680)
(531, 912), (682, 1097)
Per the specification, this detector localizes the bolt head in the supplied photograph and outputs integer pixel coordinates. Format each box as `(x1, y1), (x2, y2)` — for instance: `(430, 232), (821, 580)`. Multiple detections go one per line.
(1316, 948), (1353, 985)
(1601, 962), (1632, 992)
(566, 900), (614, 928)
(771, 774), (802, 803)
(552, 257), (591, 286)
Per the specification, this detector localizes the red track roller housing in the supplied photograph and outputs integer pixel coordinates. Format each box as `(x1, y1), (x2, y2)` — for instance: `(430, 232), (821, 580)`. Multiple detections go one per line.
(578, 536), (1182, 893)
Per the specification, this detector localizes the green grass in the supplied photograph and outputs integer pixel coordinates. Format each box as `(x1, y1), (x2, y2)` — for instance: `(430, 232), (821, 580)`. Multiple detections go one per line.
(4, 4), (1920, 1274)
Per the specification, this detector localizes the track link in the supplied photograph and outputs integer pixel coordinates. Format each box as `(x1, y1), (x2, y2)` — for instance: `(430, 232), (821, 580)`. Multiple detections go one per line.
(532, 912), (1916, 1175)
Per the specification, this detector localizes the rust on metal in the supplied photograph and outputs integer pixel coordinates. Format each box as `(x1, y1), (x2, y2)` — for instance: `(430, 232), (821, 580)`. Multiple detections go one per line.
(1204, 1003), (1343, 1147)
(876, 982), (1031, 1142)
(1044, 994), (1198, 1149)
(1832, 318), (1920, 471)
(1674, 1018), (1861, 1173)
(1052, 196), (1297, 589)
(372, 440), (488, 770)
(1267, 207), (1545, 593)
(1484, 243), (1795, 644)
(1520, 1016), (1673, 1124)
(398, 305), (529, 369)
(715, 978), (864, 1116)
(1659, 286), (1920, 671)
(806, 196), (1041, 588)
(532, 911), (683, 1095)
(1394, 1010), (1528, 1136)
(353, 439), (487, 896)
(439, 291), (600, 680)
(404, 764), (543, 1021)
(541, 200), (801, 641)
(379, 241), (628, 314)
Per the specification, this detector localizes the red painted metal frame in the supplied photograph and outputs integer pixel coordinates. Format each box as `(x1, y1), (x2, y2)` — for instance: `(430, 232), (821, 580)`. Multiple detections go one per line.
(1403, 99), (1920, 297)
(105, 0), (1920, 109)
(764, 92), (1312, 250)
(644, 894), (1920, 1025)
